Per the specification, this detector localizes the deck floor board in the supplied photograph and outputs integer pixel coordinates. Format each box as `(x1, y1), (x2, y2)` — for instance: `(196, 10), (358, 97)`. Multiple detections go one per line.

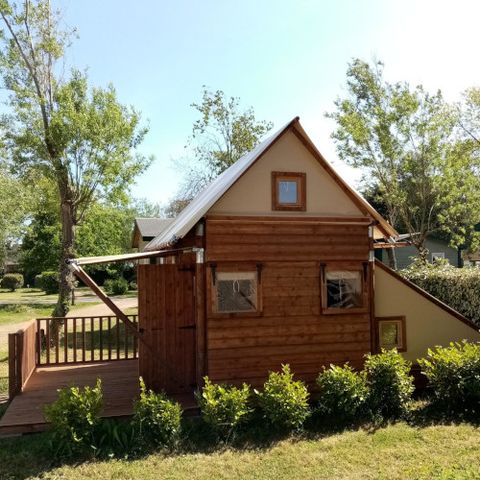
(0, 360), (140, 435)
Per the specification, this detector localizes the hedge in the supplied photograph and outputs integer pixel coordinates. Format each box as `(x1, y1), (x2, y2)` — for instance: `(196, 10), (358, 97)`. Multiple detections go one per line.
(400, 261), (480, 325)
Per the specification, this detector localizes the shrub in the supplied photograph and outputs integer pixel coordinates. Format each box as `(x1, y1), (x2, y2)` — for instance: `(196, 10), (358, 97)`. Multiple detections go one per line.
(0, 273), (24, 292)
(316, 364), (368, 423)
(133, 378), (182, 447)
(104, 277), (129, 295)
(34, 274), (44, 290)
(94, 419), (136, 457)
(401, 261), (480, 325)
(196, 377), (252, 438)
(39, 271), (59, 294)
(419, 341), (480, 414)
(256, 364), (310, 431)
(43, 378), (103, 455)
(129, 281), (137, 291)
(364, 349), (414, 419)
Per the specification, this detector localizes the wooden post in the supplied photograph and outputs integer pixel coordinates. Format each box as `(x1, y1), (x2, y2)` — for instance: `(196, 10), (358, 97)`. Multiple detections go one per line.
(8, 333), (19, 399)
(195, 254), (207, 387)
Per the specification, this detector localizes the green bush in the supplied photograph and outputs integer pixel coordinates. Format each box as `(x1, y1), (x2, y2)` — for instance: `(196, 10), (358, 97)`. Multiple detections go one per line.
(129, 281), (137, 291)
(419, 341), (480, 413)
(364, 349), (414, 419)
(196, 377), (252, 438)
(104, 277), (129, 295)
(0, 273), (24, 291)
(316, 364), (368, 423)
(401, 261), (480, 325)
(133, 378), (182, 446)
(256, 364), (310, 431)
(34, 274), (44, 290)
(39, 271), (59, 294)
(44, 378), (103, 455)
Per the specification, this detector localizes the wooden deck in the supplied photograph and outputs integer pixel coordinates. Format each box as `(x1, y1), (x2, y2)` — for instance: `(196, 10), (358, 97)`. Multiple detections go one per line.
(0, 359), (140, 435)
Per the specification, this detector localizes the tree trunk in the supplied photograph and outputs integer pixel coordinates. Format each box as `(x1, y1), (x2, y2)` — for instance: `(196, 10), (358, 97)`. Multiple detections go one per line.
(52, 191), (76, 317)
(386, 247), (397, 270)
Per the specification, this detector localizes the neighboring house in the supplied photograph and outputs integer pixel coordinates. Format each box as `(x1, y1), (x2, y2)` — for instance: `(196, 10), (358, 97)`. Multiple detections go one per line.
(132, 218), (175, 252)
(375, 234), (462, 269)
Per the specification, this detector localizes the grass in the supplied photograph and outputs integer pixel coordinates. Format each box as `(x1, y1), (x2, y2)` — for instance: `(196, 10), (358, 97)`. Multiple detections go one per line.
(0, 287), (96, 302)
(0, 422), (480, 479)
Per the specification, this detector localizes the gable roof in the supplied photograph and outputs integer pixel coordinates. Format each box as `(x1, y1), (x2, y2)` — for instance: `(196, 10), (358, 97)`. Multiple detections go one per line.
(134, 218), (174, 239)
(145, 117), (397, 251)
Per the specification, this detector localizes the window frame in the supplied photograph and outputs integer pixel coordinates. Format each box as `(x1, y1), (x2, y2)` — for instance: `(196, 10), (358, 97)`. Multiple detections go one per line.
(431, 252), (445, 262)
(271, 171), (306, 211)
(375, 316), (407, 352)
(208, 263), (263, 318)
(320, 262), (369, 315)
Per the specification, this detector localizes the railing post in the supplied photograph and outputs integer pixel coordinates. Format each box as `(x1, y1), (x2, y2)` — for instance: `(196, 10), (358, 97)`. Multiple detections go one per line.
(8, 332), (23, 400)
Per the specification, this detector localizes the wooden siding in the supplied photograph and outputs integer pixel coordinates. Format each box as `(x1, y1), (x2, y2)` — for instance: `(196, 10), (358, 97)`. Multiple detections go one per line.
(205, 217), (372, 386)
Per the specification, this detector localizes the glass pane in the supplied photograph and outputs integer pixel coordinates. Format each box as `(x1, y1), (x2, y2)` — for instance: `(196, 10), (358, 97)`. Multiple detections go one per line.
(278, 180), (298, 204)
(216, 272), (257, 313)
(380, 322), (400, 348)
(326, 270), (362, 308)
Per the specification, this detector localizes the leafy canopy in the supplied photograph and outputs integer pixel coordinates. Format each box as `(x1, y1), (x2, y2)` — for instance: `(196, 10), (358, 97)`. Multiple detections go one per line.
(328, 59), (480, 254)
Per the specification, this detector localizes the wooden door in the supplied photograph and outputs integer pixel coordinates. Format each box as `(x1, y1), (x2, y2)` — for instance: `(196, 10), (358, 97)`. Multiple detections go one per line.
(138, 263), (196, 394)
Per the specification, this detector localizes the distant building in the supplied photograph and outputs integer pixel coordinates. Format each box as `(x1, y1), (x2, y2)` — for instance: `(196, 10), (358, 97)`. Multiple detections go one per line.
(132, 218), (175, 263)
(375, 234), (462, 269)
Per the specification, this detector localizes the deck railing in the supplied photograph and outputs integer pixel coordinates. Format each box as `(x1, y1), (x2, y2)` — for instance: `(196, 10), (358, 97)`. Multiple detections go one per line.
(8, 320), (37, 399)
(36, 315), (139, 366)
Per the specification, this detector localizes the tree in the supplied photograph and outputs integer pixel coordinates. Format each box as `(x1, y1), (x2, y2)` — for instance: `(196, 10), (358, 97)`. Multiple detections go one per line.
(169, 87), (273, 212)
(327, 59), (480, 263)
(0, 1), (151, 315)
(0, 165), (30, 269)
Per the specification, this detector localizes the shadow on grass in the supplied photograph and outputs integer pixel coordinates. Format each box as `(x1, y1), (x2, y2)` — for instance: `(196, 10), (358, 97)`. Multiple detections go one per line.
(2, 398), (480, 480)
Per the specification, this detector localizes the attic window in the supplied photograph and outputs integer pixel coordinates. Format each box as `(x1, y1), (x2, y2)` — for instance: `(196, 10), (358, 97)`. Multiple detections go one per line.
(272, 172), (306, 211)
(376, 316), (406, 352)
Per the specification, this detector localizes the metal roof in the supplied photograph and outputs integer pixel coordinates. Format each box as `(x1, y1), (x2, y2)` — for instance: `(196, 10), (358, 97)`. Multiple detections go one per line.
(145, 117), (397, 251)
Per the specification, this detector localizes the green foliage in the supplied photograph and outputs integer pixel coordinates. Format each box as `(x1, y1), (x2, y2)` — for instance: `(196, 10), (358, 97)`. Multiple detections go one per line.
(401, 261), (480, 325)
(38, 271), (59, 294)
(94, 419), (137, 457)
(196, 377), (252, 438)
(0, 2), (152, 316)
(316, 364), (368, 423)
(43, 379), (103, 455)
(419, 341), (480, 414)
(364, 349), (414, 419)
(256, 364), (310, 431)
(328, 58), (480, 254)
(103, 277), (129, 295)
(0, 273), (24, 291)
(133, 378), (182, 447)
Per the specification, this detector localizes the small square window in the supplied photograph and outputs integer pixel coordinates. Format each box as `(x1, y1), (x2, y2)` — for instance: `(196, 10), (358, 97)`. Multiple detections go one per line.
(431, 252), (445, 263)
(213, 271), (259, 314)
(272, 172), (306, 211)
(376, 316), (406, 352)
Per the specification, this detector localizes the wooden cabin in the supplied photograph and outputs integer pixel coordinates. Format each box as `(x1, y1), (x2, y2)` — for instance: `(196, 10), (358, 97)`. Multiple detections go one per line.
(134, 117), (479, 395)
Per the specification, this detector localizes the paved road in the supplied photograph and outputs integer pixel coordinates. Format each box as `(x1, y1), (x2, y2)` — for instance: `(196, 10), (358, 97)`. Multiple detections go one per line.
(0, 297), (138, 347)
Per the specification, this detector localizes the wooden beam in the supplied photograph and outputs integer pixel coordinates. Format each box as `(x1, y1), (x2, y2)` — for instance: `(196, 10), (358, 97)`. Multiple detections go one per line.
(69, 263), (151, 350)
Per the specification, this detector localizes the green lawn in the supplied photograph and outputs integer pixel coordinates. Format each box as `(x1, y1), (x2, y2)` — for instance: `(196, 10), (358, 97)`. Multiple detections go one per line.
(0, 422), (480, 479)
(0, 287), (96, 303)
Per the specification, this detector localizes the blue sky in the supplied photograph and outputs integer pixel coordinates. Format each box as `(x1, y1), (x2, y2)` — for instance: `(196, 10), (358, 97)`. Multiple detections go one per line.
(58, 0), (480, 206)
